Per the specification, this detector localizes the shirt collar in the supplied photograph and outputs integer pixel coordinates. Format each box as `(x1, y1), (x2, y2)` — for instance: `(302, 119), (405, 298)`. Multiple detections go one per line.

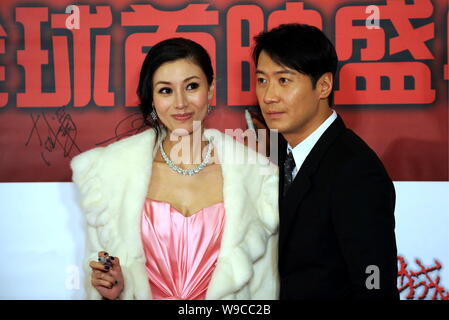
(287, 110), (337, 175)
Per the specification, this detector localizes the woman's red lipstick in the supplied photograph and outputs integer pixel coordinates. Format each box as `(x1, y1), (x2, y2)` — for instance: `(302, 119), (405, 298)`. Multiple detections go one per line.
(171, 112), (193, 121)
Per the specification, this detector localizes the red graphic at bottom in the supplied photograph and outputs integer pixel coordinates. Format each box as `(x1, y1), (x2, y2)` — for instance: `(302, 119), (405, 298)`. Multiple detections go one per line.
(398, 256), (448, 300)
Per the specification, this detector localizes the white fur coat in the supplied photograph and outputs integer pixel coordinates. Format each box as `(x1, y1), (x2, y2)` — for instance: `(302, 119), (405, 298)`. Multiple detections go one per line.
(71, 128), (279, 300)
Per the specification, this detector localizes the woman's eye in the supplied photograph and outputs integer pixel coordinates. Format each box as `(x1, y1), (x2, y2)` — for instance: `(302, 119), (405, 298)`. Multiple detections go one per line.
(158, 87), (172, 94)
(279, 78), (290, 84)
(186, 82), (200, 90)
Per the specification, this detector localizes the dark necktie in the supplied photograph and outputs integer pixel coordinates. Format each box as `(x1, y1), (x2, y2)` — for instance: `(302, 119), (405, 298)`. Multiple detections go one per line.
(283, 150), (296, 197)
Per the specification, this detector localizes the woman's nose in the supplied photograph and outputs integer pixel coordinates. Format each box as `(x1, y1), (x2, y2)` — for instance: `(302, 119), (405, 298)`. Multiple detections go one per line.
(174, 91), (187, 109)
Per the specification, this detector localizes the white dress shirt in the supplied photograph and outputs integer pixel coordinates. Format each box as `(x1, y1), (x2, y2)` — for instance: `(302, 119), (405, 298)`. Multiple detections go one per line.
(287, 110), (337, 179)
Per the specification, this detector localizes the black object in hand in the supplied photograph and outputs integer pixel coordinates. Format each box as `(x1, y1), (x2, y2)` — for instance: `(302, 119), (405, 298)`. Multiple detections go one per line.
(98, 255), (113, 268)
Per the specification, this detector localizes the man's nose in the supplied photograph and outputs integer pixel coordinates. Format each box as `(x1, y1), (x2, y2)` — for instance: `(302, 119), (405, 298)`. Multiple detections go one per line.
(263, 82), (280, 104)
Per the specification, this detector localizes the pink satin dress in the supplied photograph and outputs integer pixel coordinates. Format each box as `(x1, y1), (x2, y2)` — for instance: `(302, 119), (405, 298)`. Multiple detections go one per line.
(140, 198), (225, 300)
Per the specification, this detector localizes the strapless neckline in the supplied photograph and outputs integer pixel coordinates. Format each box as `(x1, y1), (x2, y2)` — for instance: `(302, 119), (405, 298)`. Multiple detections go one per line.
(145, 198), (224, 218)
(141, 197), (226, 300)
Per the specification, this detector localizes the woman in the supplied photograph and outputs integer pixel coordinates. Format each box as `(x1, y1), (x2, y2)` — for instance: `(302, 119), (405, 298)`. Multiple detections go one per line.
(71, 38), (279, 300)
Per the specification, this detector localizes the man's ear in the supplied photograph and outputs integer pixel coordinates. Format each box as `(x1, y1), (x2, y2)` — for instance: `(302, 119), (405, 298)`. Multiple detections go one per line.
(208, 79), (216, 102)
(317, 72), (333, 100)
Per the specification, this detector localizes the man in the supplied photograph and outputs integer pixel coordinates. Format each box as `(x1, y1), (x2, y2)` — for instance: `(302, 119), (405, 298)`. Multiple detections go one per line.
(252, 23), (399, 300)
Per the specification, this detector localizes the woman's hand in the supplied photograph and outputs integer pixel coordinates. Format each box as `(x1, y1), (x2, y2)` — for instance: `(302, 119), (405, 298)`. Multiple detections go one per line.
(89, 251), (124, 300)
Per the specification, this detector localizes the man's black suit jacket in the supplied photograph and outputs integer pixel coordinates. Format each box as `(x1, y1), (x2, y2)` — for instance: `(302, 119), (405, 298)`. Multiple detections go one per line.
(278, 115), (399, 300)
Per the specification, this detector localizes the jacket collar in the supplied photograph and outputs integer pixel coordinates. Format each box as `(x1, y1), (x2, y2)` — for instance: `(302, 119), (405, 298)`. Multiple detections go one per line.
(279, 115), (346, 250)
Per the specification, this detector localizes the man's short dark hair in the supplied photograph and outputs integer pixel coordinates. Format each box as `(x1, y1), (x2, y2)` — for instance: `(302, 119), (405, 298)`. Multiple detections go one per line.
(252, 23), (338, 106)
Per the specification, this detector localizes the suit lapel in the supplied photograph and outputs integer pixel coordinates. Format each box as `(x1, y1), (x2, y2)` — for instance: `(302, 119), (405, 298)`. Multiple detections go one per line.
(278, 135), (287, 198)
(279, 115), (346, 251)
(279, 172), (311, 251)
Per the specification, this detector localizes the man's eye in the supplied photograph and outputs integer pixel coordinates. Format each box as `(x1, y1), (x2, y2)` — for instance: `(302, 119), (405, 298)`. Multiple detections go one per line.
(257, 78), (267, 84)
(186, 82), (200, 90)
(159, 87), (172, 94)
(279, 78), (290, 84)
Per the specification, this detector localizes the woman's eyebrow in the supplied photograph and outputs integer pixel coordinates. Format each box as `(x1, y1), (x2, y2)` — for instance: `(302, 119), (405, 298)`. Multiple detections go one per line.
(154, 75), (201, 87)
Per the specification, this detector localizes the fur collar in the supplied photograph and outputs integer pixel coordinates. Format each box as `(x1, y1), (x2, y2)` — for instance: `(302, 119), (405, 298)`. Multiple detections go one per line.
(71, 128), (278, 299)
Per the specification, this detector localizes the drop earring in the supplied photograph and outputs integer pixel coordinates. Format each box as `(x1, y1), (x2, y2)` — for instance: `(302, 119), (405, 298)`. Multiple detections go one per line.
(207, 104), (213, 114)
(150, 103), (158, 121)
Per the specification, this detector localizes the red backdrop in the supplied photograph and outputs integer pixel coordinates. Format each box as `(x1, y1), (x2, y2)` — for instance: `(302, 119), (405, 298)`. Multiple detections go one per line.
(0, 0), (447, 182)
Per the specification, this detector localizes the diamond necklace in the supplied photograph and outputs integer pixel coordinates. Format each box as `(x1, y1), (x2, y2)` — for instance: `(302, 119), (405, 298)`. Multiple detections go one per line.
(159, 139), (213, 176)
